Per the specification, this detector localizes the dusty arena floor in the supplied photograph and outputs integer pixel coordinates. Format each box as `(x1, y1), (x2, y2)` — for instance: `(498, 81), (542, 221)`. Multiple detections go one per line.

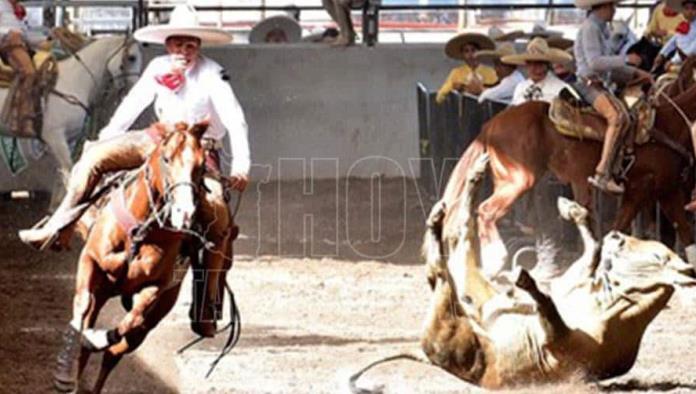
(3, 178), (696, 393)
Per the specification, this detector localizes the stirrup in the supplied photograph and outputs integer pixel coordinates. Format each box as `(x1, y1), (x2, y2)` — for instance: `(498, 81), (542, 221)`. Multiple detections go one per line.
(588, 174), (624, 195)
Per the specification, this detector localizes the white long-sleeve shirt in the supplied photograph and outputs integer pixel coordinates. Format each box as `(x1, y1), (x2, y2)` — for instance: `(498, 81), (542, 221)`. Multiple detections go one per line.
(478, 70), (525, 104)
(511, 72), (568, 105)
(100, 55), (250, 176)
(659, 19), (696, 64)
(0, 0), (25, 34)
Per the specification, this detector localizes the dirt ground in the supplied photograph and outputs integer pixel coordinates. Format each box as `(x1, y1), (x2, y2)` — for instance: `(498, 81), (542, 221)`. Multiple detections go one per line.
(2, 178), (696, 393)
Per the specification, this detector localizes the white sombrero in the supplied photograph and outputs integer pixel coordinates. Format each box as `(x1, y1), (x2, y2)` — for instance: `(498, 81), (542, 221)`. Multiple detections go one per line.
(475, 42), (518, 63)
(501, 37), (573, 65)
(522, 22), (564, 39)
(575, 0), (624, 11)
(134, 4), (232, 46)
(249, 15), (302, 44)
(665, 0), (696, 13)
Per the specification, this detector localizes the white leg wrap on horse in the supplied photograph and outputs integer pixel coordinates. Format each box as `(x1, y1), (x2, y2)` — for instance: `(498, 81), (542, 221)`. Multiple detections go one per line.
(82, 329), (111, 351)
(686, 244), (696, 269)
(481, 239), (508, 278)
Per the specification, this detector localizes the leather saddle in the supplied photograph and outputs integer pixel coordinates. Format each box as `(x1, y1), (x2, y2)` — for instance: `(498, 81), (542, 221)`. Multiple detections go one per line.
(549, 86), (654, 145)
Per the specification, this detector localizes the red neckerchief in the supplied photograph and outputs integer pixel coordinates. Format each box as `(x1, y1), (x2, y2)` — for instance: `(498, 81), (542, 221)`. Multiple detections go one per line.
(155, 72), (185, 92)
(13, 2), (26, 19)
(676, 21), (690, 35)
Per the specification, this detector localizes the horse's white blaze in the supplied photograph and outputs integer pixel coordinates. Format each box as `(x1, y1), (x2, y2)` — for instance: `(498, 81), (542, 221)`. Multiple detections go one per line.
(169, 148), (197, 230)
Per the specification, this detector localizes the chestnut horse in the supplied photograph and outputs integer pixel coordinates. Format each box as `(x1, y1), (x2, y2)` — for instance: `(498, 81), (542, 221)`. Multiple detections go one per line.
(444, 67), (696, 277)
(53, 122), (208, 393)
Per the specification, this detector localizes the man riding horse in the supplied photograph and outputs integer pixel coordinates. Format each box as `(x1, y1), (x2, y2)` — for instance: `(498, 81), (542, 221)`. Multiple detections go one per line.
(19, 4), (250, 338)
(574, 0), (653, 194)
(0, 0), (36, 136)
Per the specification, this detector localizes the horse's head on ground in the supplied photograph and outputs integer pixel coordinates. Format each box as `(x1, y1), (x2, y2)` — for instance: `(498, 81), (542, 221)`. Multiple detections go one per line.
(149, 121), (208, 230)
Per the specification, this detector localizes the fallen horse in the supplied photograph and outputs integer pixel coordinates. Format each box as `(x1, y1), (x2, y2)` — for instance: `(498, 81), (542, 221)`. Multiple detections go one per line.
(350, 153), (695, 391)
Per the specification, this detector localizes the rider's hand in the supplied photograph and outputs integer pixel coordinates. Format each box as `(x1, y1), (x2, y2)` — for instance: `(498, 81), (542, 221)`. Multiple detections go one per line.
(651, 55), (665, 72)
(225, 173), (249, 192)
(465, 78), (484, 95)
(633, 69), (654, 86)
(626, 53), (642, 67)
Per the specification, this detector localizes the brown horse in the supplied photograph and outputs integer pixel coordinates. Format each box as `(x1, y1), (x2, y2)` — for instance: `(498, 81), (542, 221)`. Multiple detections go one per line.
(53, 122), (209, 393)
(443, 68), (696, 276)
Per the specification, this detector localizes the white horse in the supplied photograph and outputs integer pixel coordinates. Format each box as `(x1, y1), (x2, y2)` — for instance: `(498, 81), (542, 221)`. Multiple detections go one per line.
(0, 35), (143, 180)
(611, 16), (639, 55)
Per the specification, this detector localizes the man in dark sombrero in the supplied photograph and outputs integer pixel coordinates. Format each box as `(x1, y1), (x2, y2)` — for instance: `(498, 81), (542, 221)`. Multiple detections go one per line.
(436, 32), (498, 104)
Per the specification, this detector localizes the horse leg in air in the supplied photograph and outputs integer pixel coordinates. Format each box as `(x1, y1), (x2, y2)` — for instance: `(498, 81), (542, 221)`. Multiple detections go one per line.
(91, 284), (182, 394)
(658, 191), (696, 268)
(477, 151), (535, 278)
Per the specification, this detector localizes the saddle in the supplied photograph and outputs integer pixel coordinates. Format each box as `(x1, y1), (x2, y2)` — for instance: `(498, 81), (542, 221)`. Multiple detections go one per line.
(549, 86), (655, 146)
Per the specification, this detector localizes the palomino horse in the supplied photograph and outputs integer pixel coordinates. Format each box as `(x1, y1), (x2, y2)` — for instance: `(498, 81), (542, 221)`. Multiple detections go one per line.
(53, 122), (208, 393)
(0, 35), (142, 181)
(447, 60), (696, 277)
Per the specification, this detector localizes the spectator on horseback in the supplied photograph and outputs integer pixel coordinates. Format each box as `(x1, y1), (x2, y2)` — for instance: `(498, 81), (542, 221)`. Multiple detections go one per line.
(0, 0), (36, 136)
(574, 0), (652, 194)
(645, 0), (686, 44)
(653, 0), (696, 72)
(436, 32), (498, 104)
(501, 38), (573, 105)
(19, 4), (249, 338)
(475, 42), (525, 104)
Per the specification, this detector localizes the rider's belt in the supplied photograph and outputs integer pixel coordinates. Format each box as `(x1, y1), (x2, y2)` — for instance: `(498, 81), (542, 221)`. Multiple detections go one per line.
(201, 138), (223, 151)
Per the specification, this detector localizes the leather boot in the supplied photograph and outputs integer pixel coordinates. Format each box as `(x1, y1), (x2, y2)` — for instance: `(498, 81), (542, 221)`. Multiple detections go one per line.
(589, 94), (626, 194)
(5, 32), (37, 137)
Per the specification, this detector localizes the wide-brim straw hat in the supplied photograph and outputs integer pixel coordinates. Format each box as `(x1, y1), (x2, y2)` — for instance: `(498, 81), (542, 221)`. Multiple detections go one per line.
(249, 15), (302, 44)
(475, 42), (518, 63)
(547, 35), (574, 50)
(445, 32), (496, 60)
(488, 26), (525, 42)
(501, 37), (574, 65)
(134, 4), (232, 46)
(665, 0), (696, 13)
(575, 0), (624, 10)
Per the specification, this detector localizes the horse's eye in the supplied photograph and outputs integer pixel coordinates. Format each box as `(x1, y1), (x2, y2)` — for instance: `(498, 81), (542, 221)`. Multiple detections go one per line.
(128, 55), (137, 62)
(163, 156), (171, 164)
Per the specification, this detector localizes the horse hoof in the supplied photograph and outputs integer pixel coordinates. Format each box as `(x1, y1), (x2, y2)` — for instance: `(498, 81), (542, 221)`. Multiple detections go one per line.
(191, 321), (217, 338)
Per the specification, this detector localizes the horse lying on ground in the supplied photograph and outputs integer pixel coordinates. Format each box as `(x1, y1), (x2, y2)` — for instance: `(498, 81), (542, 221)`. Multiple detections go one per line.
(350, 154), (695, 391)
(53, 122), (209, 393)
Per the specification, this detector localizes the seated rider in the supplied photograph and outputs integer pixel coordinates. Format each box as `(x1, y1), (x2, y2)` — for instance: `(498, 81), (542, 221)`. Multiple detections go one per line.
(19, 5), (250, 338)
(436, 32), (498, 104)
(502, 37), (573, 105)
(652, 0), (696, 72)
(0, 0), (37, 135)
(574, 0), (652, 194)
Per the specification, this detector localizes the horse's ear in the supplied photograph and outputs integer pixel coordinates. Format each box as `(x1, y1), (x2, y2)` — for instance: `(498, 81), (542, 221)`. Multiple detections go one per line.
(625, 13), (634, 25)
(189, 120), (209, 139)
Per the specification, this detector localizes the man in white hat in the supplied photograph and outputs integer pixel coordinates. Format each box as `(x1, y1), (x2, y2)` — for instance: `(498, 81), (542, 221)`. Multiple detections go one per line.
(0, 0), (37, 136)
(436, 32), (498, 104)
(475, 42), (525, 104)
(574, 0), (652, 194)
(18, 4), (248, 337)
(502, 38), (573, 105)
